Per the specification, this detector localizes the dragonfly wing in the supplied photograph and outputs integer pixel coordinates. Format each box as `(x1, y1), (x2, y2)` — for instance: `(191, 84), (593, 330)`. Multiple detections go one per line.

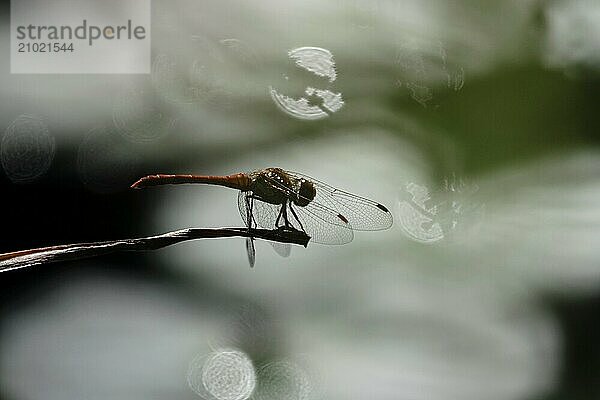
(291, 202), (354, 244)
(237, 191), (252, 227)
(245, 237), (256, 267)
(251, 197), (281, 229)
(238, 192), (258, 266)
(251, 201), (296, 252)
(271, 242), (291, 257)
(260, 173), (354, 244)
(239, 192), (290, 260)
(285, 170), (393, 231)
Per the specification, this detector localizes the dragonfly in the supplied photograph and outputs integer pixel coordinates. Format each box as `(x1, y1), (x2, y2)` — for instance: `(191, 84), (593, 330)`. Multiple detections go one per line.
(131, 167), (393, 266)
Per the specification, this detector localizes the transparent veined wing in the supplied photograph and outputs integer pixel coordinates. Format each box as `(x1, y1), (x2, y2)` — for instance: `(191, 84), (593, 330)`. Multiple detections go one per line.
(238, 191), (293, 255)
(238, 191), (280, 229)
(238, 190), (252, 227)
(290, 201), (354, 244)
(284, 170), (393, 231)
(245, 237), (256, 267)
(271, 242), (292, 257)
(259, 174), (354, 245)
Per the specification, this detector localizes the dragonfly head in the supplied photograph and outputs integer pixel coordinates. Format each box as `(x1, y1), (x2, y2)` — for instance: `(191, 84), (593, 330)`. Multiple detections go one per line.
(294, 179), (316, 207)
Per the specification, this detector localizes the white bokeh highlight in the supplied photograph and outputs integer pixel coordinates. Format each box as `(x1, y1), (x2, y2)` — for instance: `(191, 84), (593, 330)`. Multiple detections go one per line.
(255, 360), (314, 400)
(270, 46), (343, 120)
(187, 349), (256, 400)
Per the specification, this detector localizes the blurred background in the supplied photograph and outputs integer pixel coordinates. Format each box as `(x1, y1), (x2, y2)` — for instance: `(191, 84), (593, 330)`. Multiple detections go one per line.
(1, 0), (600, 399)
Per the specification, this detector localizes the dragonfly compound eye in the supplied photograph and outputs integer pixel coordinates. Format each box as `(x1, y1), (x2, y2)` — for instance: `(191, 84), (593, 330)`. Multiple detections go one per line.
(295, 180), (316, 207)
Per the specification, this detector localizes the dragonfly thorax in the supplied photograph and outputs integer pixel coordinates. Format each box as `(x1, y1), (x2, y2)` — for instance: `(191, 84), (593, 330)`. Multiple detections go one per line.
(249, 168), (316, 207)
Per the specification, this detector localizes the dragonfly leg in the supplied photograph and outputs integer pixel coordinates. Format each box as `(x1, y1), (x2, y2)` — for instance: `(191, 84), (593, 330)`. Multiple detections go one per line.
(245, 194), (257, 229)
(281, 204), (292, 229)
(249, 197), (258, 229)
(275, 204), (284, 228)
(288, 202), (306, 233)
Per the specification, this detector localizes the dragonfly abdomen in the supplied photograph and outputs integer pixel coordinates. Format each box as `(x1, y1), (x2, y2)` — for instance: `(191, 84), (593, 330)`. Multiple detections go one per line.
(131, 173), (251, 191)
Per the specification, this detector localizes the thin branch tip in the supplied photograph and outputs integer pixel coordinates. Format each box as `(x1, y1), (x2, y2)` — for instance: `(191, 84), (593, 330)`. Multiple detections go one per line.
(0, 227), (310, 273)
